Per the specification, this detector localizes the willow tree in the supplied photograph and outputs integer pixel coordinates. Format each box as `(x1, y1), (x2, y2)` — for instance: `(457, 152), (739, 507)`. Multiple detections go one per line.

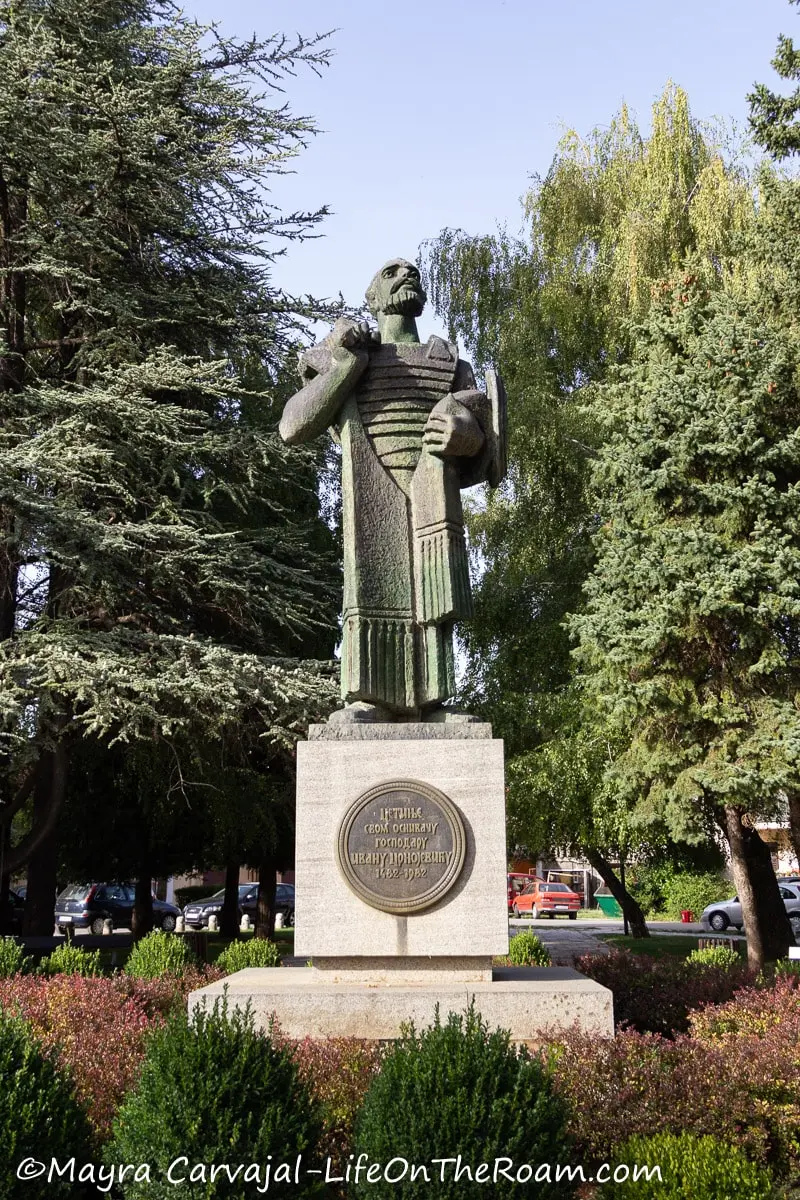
(422, 85), (755, 910)
(0, 0), (341, 933)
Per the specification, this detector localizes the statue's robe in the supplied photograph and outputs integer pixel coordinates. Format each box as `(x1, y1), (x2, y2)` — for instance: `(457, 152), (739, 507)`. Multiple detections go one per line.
(299, 335), (493, 713)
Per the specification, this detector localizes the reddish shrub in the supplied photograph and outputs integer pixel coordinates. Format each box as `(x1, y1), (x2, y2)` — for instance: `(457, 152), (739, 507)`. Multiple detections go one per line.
(575, 950), (756, 1034)
(689, 973), (800, 1041)
(290, 1035), (384, 1160)
(0, 966), (222, 1140)
(549, 978), (800, 1177)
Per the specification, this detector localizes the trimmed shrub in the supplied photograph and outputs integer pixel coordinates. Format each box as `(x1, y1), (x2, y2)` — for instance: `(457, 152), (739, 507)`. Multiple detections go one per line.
(39, 943), (103, 977)
(0, 935), (31, 977)
(662, 871), (729, 921)
(108, 1001), (326, 1197)
(775, 957), (800, 980)
(685, 944), (741, 971)
(0, 1011), (93, 1197)
(124, 929), (196, 979)
(508, 929), (552, 966)
(217, 936), (280, 973)
(598, 1132), (772, 1199)
(576, 950), (755, 1034)
(352, 1005), (574, 1198)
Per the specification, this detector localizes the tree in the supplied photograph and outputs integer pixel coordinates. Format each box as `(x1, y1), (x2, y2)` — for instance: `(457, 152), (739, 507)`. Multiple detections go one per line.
(571, 276), (798, 966)
(749, 0), (800, 157)
(422, 86), (754, 910)
(0, 0), (342, 931)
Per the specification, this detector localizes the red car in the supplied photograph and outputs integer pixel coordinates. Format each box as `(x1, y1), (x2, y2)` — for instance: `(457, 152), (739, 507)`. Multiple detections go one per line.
(507, 872), (539, 912)
(512, 880), (581, 920)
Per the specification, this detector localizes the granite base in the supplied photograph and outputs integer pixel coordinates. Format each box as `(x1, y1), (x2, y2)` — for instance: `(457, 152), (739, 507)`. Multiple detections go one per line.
(188, 966), (614, 1043)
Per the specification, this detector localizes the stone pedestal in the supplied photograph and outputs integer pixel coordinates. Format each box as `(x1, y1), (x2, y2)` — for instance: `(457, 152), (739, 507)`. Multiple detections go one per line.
(295, 722), (508, 965)
(188, 722), (614, 1040)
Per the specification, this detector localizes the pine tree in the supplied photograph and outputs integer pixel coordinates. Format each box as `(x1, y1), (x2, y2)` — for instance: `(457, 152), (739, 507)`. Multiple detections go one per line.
(0, 0), (341, 928)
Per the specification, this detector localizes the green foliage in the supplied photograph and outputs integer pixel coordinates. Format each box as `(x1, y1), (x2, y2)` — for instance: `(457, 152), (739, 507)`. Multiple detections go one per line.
(749, 1), (800, 158)
(0, 936), (31, 977)
(422, 86), (755, 870)
(598, 1132), (772, 1199)
(124, 931), (196, 980)
(662, 873), (730, 922)
(686, 945), (742, 971)
(508, 930), (552, 966)
(0, 0), (341, 886)
(39, 944), (102, 977)
(352, 1004), (574, 1198)
(216, 937), (281, 973)
(572, 275), (800, 837)
(775, 957), (800, 979)
(108, 1001), (325, 1198)
(0, 1012), (93, 1198)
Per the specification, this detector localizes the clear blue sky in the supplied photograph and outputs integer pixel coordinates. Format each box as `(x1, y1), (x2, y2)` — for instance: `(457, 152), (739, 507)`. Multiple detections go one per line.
(187, 0), (793, 339)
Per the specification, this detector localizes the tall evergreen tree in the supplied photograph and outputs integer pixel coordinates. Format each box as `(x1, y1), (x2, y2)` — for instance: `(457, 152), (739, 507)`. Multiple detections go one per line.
(572, 276), (799, 966)
(421, 86), (754, 914)
(0, 0), (341, 930)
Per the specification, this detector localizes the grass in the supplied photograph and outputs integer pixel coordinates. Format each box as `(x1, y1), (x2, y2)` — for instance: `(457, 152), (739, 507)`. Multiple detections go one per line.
(596, 933), (746, 959)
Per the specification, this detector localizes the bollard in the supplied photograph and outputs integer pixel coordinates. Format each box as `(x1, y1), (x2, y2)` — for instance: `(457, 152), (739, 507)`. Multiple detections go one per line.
(176, 915), (185, 933)
(102, 918), (113, 935)
(240, 914), (251, 932)
(208, 914), (219, 933)
(274, 912), (284, 931)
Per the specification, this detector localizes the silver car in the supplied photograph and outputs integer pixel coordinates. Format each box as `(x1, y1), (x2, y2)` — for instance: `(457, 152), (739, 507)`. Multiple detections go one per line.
(700, 882), (800, 936)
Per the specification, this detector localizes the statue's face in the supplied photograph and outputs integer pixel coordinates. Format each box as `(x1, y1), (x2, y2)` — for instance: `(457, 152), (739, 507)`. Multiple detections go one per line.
(367, 259), (426, 317)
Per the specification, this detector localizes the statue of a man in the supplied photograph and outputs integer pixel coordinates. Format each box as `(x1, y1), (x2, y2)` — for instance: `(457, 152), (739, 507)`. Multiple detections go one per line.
(279, 258), (506, 722)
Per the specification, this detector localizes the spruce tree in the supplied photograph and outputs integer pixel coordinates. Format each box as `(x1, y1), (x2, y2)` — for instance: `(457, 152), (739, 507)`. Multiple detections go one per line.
(572, 277), (799, 966)
(422, 86), (754, 918)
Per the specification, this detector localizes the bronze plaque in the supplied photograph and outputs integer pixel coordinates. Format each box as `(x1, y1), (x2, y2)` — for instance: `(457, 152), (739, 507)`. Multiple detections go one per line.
(336, 778), (466, 914)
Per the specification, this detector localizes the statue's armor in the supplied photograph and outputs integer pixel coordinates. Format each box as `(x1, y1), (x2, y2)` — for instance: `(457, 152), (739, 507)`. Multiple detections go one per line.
(298, 333), (492, 714)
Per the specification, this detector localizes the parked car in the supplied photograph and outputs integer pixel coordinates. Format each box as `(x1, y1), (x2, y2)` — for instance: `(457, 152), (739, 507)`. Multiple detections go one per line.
(55, 883), (181, 935)
(507, 872), (539, 913)
(183, 882), (295, 930)
(700, 884), (800, 937)
(512, 880), (581, 919)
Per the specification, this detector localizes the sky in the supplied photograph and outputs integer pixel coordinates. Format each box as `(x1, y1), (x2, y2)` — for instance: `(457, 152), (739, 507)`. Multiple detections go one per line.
(185, 0), (794, 341)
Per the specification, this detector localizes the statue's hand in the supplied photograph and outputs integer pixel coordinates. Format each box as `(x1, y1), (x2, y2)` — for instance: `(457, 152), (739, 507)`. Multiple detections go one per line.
(423, 402), (484, 459)
(331, 319), (380, 363)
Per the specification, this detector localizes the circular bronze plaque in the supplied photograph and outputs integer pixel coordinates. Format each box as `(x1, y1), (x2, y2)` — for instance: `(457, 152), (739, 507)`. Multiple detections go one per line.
(336, 779), (466, 914)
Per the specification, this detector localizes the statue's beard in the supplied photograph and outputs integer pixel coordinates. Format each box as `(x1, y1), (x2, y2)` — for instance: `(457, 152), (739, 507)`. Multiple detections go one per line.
(383, 285), (426, 317)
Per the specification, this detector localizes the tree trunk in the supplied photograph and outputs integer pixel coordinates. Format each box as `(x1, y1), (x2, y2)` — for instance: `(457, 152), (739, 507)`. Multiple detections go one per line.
(723, 805), (791, 969)
(22, 749), (63, 935)
(256, 855), (277, 940)
(220, 858), (240, 939)
(7, 740), (68, 876)
(584, 847), (650, 937)
(787, 790), (800, 875)
(0, 822), (10, 935)
(131, 869), (154, 940)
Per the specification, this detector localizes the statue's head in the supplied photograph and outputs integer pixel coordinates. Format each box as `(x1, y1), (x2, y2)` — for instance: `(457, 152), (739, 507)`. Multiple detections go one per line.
(365, 258), (426, 318)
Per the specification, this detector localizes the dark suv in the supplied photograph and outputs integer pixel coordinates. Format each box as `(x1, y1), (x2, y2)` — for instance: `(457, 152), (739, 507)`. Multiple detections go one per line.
(183, 883), (295, 930)
(55, 883), (181, 935)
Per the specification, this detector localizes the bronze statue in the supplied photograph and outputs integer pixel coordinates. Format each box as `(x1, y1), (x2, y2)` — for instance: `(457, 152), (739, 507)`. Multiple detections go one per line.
(280, 258), (506, 722)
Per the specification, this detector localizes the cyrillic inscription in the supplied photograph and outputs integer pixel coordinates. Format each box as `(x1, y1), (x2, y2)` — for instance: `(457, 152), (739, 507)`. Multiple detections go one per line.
(336, 780), (466, 913)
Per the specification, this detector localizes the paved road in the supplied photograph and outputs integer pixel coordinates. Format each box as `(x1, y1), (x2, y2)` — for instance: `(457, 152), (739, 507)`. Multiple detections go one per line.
(508, 917), (722, 966)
